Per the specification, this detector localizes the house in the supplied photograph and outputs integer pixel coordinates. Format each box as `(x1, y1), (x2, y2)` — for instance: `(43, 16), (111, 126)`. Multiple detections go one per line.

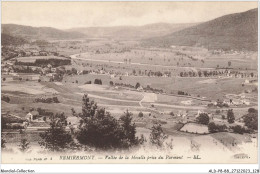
(137, 86), (143, 91)
(51, 68), (57, 73)
(39, 51), (48, 56)
(77, 70), (83, 75)
(26, 111), (39, 122)
(47, 64), (52, 68)
(244, 79), (250, 84)
(31, 50), (40, 56)
(110, 74), (116, 78)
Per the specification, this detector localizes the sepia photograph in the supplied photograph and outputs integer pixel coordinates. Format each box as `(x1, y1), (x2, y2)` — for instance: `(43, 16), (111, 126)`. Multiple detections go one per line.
(1, 1), (258, 166)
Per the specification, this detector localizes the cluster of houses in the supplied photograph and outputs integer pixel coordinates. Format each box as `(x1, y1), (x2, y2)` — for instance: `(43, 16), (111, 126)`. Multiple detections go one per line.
(1, 61), (63, 82)
(2, 45), (59, 60)
(2, 111), (49, 130)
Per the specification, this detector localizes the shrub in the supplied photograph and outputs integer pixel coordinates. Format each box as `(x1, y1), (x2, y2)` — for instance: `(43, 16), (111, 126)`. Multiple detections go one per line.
(135, 82), (140, 89)
(248, 108), (257, 113)
(35, 97), (59, 103)
(138, 112), (144, 117)
(208, 122), (227, 133)
(231, 125), (249, 134)
(18, 138), (30, 152)
(94, 79), (102, 85)
(85, 81), (91, 84)
(1, 96), (10, 103)
(169, 112), (174, 116)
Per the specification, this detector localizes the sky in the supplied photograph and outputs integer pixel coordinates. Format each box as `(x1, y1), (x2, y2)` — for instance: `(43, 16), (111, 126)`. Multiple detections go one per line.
(2, 1), (258, 29)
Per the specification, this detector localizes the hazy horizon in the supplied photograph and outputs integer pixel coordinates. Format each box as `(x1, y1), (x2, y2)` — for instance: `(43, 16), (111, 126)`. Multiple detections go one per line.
(2, 1), (258, 30)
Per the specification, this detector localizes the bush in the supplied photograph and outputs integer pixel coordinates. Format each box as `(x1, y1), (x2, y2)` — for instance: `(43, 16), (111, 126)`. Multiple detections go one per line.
(2, 96), (10, 103)
(196, 113), (210, 125)
(208, 122), (227, 133)
(138, 112), (144, 117)
(94, 79), (102, 85)
(109, 81), (114, 86)
(248, 108), (257, 113)
(169, 112), (174, 116)
(35, 97), (59, 103)
(85, 81), (91, 84)
(216, 110), (221, 114)
(19, 138), (30, 152)
(135, 82), (140, 89)
(231, 125), (249, 134)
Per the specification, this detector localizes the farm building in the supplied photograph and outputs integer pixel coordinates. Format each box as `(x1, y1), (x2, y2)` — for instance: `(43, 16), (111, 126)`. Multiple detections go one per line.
(26, 111), (40, 122)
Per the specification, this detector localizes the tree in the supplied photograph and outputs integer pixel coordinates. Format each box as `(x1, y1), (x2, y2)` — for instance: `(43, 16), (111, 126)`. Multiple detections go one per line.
(227, 109), (235, 124)
(135, 82), (140, 89)
(85, 81), (91, 84)
(120, 110), (139, 146)
(198, 71), (202, 77)
(197, 113), (210, 125)
(3, 77), (6, 81)
(77, 94), (139, 149)
(39, 114), (73, 152)
(71, 68), (77, 75)
(109, 81), (114, 86)
(243, 109), (258, 130)
(19, 138), (30, 152)
(231, 125), (248, 134)
(228, 61), (231, 67)
(150, 124), (167, 147)
(138, 111), (144, 117)
(38, 79), (41, 82)
(53, 97), (59, 103)
(208, 122), (227, 133)
(2, 96), (10, 103)
(248, 108), (257, 113)
(1, 137), (6, 149)
(94, 79), (102, 85)
(208, 122), (218, 133)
